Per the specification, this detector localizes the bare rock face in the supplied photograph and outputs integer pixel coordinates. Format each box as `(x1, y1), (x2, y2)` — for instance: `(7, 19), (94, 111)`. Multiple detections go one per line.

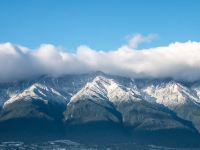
(64, 98), (121, 124)
(114, 100), (188, 131)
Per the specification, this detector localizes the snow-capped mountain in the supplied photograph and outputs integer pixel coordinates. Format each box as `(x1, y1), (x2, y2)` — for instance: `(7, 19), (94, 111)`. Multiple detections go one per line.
(64, 75), (142, 124)
(139, 80), (200, 132)
(3, 83), (67, 108)
(65, 76), (188, 131)
(0, 72), (200, 135)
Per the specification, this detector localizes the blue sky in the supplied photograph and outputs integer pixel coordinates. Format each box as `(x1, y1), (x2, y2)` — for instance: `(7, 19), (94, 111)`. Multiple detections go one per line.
(0, 0), (200, 51)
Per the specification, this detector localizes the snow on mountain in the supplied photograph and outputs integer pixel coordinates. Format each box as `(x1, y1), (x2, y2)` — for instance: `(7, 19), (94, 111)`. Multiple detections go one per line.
(3, 83), (67, 108)
(142, 81), (198, 107)
(65, 75), (137, 124)
(71, 76), (142, 104)
(0, 73), (97, 108)
(0, 74), (97, 121)
(0, 72), (200, 132)
(0, 81), (33, 106)
(191, 82), (200, 104)
(65, 76), (190, 131)
(141, 80), (200, 132)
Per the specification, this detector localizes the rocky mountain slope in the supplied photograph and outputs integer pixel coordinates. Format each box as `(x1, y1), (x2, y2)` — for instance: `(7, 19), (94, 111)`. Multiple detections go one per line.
(0, 72), (200, 142)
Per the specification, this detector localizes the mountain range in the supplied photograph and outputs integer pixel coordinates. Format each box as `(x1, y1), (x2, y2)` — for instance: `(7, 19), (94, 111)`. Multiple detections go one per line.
(0, 72), (200, 147)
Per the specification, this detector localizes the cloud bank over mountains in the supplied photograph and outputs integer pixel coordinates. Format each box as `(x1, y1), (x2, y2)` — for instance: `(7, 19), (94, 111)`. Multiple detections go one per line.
(0, 35), (200, 82)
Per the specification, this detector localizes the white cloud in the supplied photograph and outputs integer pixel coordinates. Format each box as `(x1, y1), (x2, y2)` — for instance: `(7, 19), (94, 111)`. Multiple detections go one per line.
(0, 37), (200, 82)
(127, 33), (158, 48)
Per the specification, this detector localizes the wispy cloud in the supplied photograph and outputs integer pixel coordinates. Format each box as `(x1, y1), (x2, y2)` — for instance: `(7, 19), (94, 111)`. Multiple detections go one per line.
(127, 33), (158, 49)
(0, 35), (200, 82)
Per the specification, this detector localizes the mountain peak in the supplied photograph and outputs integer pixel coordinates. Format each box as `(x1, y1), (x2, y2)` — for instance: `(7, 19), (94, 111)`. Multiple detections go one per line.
(70, 75), (141, 105)
(1, 73), (200, 134)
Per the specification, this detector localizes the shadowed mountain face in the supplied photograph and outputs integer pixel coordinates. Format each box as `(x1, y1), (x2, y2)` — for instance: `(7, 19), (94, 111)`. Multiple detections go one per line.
(0, 72), (200, 147)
